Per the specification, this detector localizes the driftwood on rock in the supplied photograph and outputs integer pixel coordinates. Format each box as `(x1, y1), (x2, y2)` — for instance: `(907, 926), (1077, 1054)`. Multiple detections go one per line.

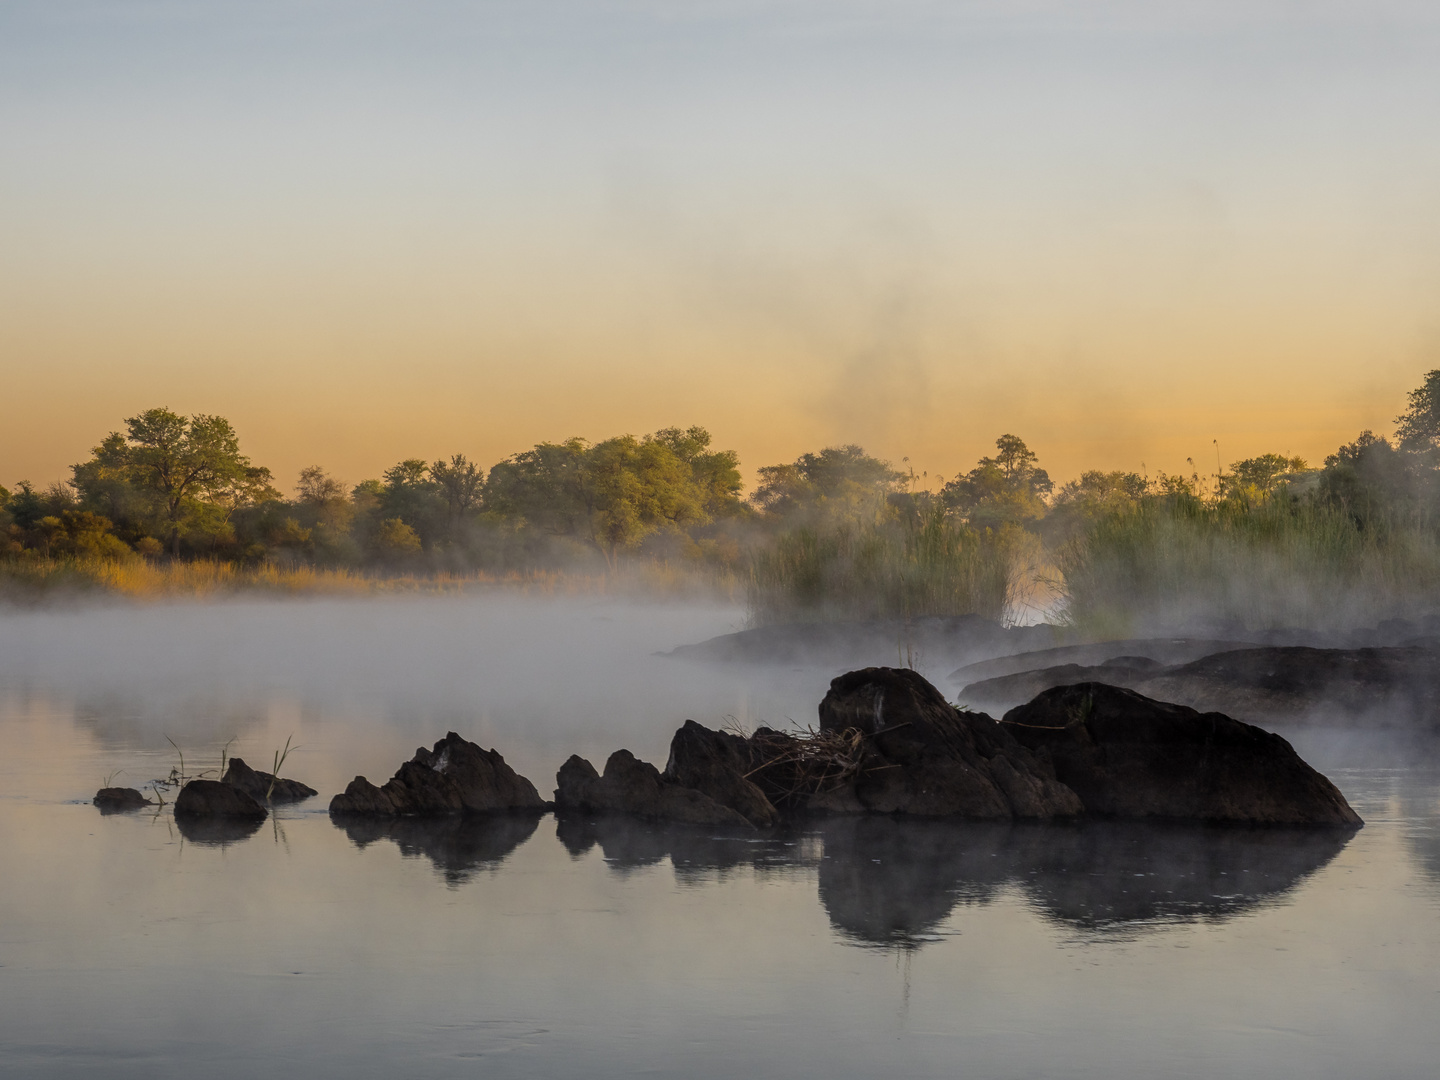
(93, 787), (153, 812)
(329, 732), (547, 817)
(174, 779), (268, 819)
(222, 757), (317, 804)
(1001, 683), (1363, 826)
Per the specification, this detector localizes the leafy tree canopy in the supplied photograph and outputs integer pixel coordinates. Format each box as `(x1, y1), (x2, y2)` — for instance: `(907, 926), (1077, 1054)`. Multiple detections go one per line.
(752, 445), (904, 521)
(942, 434), (1052, 529)
(1395, 369), (1440, 452)
(69, 408), (265, 555)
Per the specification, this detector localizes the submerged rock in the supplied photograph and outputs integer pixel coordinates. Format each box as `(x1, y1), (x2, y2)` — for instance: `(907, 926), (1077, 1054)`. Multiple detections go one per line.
(554, 750), (751, 828)
(92, 786), (153, 813)
(329, 732), (547, 817)
(1000, 683), (1363, 826)
(174, 779), (268, 819)
(221, 757), (317, 803)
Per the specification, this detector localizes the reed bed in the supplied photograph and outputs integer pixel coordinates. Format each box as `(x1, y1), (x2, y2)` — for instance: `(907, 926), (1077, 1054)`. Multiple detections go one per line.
(1058, 495), (1440, 633)
(746, 508), (1012, 626)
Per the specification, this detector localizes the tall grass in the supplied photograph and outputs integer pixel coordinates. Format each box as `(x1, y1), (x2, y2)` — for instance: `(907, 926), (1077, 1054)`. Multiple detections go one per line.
(746, 507), (1012, 626)
(1057, 493), (1440, 634)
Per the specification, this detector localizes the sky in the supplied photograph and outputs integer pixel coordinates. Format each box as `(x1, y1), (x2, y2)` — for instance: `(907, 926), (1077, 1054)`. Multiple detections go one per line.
(3, 0), (1439, 494)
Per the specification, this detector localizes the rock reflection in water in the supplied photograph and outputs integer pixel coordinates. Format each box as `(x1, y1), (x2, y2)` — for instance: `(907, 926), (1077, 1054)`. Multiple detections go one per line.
(555, 815), (804, 883)
(556, 814), (1353, 945)
(337, 814), (542, 885)
(817, 817), (1356, 946)
(175, 814), (266, 847)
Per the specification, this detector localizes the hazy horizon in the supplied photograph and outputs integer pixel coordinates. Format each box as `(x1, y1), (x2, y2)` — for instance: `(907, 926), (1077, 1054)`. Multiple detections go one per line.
(4, 0), (1440, 490)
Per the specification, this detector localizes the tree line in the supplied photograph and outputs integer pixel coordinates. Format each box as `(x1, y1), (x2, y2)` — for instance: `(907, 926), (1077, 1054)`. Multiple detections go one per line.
(6, 372), (1440, 623)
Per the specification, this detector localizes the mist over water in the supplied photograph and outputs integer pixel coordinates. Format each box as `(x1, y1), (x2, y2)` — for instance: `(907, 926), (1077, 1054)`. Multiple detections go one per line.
(0, 595), (834, 798)
(3, 596), (1440, 1078)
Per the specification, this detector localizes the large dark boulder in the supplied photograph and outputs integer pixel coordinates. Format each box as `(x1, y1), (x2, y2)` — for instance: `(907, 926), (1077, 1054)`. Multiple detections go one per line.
(662, 720), (780, 827)
(1000, 683), (1363, 826)
(554, 750), (752, 828)
(329, 732), (547, 817)
(93, 787), (153, 813)
(174, 779), (268, 819)
(222, 757), (317, 804)
(796, 667), (1084, 819)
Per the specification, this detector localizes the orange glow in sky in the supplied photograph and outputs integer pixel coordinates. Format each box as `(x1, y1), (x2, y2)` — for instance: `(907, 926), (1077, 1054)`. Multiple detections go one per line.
(2, 1), (1437, 493)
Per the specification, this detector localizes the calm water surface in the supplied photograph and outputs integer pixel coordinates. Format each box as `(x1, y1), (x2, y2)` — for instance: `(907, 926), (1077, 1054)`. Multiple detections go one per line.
(1, 597), (1438, 1078)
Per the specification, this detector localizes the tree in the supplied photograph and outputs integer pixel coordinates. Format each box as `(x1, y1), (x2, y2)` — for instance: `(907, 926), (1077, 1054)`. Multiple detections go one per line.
(431, 454), (485, 528)
(1395, 370), (1440, 451)
(378, 459), (444, 546)
(1220, 454), (1308, 498)
(646, 427), (745, 518)
(1321, 431), (1429, 521)
(1045, 469), (1149, 543)
(107, 408), (259, 555)
(752, 445), (904, 521)
(483, 430), (730, 568)
(484, 439), (595, 538)
(941, 435), (1052, 528)
(297, 465), (347, 504)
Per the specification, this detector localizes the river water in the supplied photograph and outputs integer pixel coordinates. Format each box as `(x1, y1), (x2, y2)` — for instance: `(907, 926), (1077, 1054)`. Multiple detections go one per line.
(1, 596), (1437, 1078)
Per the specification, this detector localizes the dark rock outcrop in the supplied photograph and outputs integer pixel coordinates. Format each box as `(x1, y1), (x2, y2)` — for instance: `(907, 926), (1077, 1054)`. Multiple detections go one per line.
(959, 644), (1440, 727)
(222, 757), (318, 803)
(1139, 646), (1440, 726)
(93, 787), (153, 813)
(1001, 683), (1363, 826)
(329, 732), (547, 817)
(667, 614), (1061, 668)
(174, 779), (268, 819)
(796, 666), (1085, 819)
(662, 720), (780, 827)
(949, 638), (1255, 688)
(554, 750), (751, 828)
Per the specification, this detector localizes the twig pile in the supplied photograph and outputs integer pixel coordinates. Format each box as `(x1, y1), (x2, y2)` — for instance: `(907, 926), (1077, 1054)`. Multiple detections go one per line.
(745, 725), (875, 800)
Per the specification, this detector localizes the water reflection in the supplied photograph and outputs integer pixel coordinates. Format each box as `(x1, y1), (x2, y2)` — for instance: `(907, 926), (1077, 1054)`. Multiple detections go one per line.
(337, 813), (543, 885)
(174, 814), (266, 847)
(559, 814), (1357, 947)
(819, 818), (1356, 944)
(555, 814), (808, 882)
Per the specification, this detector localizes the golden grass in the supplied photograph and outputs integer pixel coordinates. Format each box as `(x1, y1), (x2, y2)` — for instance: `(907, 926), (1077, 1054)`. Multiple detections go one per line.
(0, 554), (741, 603)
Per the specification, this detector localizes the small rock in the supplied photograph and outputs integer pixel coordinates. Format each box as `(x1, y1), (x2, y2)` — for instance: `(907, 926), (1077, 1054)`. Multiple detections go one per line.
(93, 787), (153, 813)
(174, 779), (268, 819)
(329, 732), (547, 817)
(222, 757), (317, 803)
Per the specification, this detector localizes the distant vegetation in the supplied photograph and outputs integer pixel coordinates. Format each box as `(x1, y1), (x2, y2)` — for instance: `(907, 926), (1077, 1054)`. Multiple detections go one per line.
(8, 372), (1440, 632)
